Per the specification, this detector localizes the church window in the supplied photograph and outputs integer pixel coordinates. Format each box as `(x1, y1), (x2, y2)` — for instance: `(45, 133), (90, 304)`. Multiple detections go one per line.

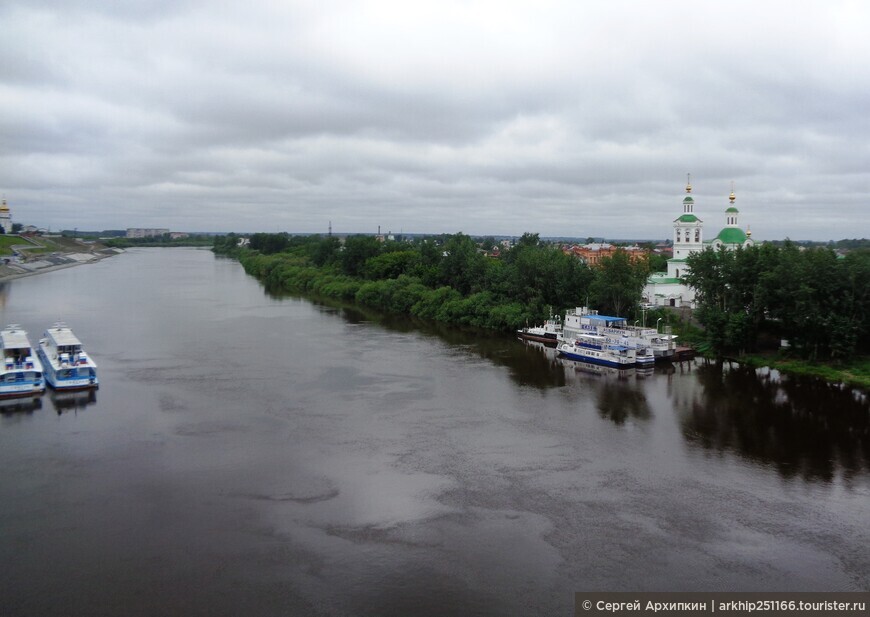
(694, 229), (700, 242)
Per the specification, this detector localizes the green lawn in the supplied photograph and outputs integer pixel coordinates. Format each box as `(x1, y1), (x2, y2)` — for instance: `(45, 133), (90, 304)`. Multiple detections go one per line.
(0, 235), (38, 255)
(742, 354), (870, 389)
(0, 235), (105, 256)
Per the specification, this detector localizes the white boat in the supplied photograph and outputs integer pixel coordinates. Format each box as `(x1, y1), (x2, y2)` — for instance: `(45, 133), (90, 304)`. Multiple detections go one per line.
(0, 325), (45, 398)
(38, 324), (99, 390)
(561, 307), (676, 363)
(517, 314), (562, 346)
(556, 334), (637, 368)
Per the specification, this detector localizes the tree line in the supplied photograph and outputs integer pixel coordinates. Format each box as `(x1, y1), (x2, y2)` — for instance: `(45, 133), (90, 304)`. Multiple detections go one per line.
(212, 232), (650, 331)
(214, 233), (870, 363)
(684, 242), (870, 361)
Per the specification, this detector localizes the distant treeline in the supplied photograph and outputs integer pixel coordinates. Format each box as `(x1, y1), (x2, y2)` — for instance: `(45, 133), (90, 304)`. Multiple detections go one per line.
(103, 234), (215, 248)
(212, 232), (650, 332)
(685, 243), (870, 361)
(765, 238), (870, 250)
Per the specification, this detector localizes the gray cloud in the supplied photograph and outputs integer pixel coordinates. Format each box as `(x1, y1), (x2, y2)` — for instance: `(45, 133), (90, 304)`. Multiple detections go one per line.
(1, 1), (868, 239)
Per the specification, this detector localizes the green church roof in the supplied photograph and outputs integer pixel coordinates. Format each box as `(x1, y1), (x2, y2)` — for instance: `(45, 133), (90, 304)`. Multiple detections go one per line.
(725, 206), (739, 213)
(683, 196), (694, 202)
(714, 227), (748, 244)
(675, 214), (700, 223)
(646, 273), (683, 284)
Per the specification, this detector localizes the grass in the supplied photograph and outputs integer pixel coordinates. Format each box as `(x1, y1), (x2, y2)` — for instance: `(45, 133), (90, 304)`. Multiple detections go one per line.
(0, 235), (106, 257)
(741, 353), (870, 389)
(0, 235), (39, 255)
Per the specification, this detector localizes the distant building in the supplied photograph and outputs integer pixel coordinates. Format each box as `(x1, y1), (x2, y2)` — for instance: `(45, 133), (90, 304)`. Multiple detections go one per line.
(169, 232), (189, 240)
(653, 242), (673, 257)
(126, 228), (170, 239)
(563, 242), (648, 267)
(0, 198), (12, 234)
(644, 178), (754, 307)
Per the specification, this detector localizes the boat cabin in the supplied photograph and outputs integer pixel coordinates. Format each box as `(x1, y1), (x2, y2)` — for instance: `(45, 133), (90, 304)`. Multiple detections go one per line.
(1, 327), (35, 369)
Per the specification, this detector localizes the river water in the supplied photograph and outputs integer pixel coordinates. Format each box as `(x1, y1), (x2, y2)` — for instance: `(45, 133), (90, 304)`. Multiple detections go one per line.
(0, 248), (867, 616)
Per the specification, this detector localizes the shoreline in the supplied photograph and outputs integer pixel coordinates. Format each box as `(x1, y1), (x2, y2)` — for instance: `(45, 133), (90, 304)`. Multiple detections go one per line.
(0, 249), (123, 283)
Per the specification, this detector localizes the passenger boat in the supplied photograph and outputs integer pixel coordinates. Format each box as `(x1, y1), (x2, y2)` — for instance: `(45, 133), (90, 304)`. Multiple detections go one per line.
(0, 325), (45, 398)
(517, 314), (563, 346)
(561, 307), (676, 362)
(38, 324), (99, 390)
(634, 346), (656, 367)
(556, 334), (637, 368)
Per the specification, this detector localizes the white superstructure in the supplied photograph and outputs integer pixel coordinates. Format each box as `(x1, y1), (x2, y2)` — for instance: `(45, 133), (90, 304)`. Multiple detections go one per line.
(561, 307), (673, 363)
(0, 325), (45, 397)
(38, 323), (99, 390)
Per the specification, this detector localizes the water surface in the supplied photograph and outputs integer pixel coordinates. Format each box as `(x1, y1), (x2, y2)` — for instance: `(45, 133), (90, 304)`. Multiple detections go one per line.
(0, 248), (867, 616)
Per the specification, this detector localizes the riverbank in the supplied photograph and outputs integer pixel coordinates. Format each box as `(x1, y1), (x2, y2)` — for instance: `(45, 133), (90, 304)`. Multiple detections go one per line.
(0, 248), (123, 282)
(736, 354), (870, 390)
(216, 239), (868, 391)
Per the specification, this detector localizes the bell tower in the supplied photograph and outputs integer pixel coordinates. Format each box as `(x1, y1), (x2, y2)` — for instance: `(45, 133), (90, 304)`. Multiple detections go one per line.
(672, 174), (703, 260)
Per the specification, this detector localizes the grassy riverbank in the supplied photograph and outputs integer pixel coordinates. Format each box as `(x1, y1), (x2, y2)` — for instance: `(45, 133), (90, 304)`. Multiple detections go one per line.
(233, 249), (536, 331)
(214, 234), (870, 390)
(737, 354), (870, 389)
(0, 234), (103, 256)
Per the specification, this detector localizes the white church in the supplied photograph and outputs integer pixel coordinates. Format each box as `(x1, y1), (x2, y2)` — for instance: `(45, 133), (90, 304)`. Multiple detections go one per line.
(643, 177), (753, 308)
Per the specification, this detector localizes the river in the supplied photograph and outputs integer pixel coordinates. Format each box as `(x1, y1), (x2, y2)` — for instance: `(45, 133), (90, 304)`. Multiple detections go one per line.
(0, 248), (867, 616)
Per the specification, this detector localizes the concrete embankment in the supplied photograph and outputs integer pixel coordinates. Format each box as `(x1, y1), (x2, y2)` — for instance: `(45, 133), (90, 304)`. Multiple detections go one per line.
(0, 248), (124, 282)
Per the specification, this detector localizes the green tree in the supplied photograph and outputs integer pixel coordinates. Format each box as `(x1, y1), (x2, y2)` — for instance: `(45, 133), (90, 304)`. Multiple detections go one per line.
(438, 233), (485, 295)
(249, 233), (289, 254)
(340, 235), (382, 277)
(363, 250), (419, 280)
(590, 250), (647, 317)
(310, 236), (341, 267)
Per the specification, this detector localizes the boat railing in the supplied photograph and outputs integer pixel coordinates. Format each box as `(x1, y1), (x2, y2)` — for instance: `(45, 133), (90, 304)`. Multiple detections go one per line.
(58, 352), (90, 367)
(4, 355), (36, 370)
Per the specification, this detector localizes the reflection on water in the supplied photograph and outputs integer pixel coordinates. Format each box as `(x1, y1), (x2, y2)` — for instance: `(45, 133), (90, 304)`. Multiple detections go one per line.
(594, 380), (652, 425)
(557, 358), (653, 425)
(0, 394), (42, 416)
(679, 361), (870, 482)
(0, 388), (97, 417)
(49, 388), (98, 415)
(300, 295), (869, 478)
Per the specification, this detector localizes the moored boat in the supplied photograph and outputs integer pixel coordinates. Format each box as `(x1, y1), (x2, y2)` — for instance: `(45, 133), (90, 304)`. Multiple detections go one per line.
(517, 314), (563, 346)
(556, 334), (637, 368)
(0, 325), (45, 398)
(38, 323), (99, 390)
(561, 307), (677, 362)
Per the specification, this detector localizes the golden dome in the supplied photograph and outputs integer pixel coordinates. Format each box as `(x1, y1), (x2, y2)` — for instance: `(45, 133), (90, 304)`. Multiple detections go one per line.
(746, 226), (752, 237)
(0, 199), (8, 212)
(729, 191), (736, 203)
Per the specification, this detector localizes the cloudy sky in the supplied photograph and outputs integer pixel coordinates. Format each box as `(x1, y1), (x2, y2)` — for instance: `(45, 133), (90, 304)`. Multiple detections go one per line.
(1, 1), (868, 240)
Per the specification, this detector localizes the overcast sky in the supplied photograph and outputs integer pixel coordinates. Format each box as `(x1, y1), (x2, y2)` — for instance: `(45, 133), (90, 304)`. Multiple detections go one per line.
(1, 1), (868, 240)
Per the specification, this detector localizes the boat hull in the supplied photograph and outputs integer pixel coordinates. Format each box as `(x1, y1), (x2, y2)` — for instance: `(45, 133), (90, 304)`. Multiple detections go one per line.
(557, 347), (634, 368)
(517, 332), (559, 346)
(0, 381), (45, 398)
